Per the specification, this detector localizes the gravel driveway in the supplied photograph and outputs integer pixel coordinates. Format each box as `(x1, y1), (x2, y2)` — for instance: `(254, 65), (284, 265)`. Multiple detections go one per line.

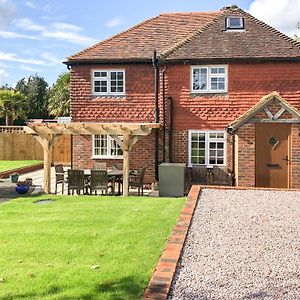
(169, 188), (300, 300)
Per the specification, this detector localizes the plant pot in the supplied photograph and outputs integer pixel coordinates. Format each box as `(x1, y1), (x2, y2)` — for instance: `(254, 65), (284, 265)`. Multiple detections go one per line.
(11, 174), (19, 183)
(15, 185), (29, 194)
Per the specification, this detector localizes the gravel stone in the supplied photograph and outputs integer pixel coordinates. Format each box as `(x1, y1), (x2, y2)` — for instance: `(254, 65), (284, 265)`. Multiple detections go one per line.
(169, 189), (300, 300)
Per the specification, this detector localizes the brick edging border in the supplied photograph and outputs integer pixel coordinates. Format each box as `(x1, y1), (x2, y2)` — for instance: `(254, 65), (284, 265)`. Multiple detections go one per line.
(143, 185), (201, 300)
(0, 163), (44, 179)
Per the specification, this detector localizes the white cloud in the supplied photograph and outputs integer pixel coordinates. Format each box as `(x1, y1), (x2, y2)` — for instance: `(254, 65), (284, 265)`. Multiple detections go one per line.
(0, 51), (49, 66)
(41, 52), (62, 64)
(0, 30), (38, 39)
(0, 0), (16, 29)
(0, 68), (9, 85)
(42, 30), (96, 45)
(15, 18), (44, 31)
(105, 17), (123, 28)
(12, 17), (96, 45)
(20, 64), (41, 72)
(52, 22), (82, 32)
(25, 1), (37, 9)
(249, 0), (300, 36)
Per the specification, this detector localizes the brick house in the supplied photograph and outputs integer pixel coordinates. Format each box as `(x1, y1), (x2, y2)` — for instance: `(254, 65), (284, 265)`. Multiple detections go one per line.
(65, 5), (300, 189)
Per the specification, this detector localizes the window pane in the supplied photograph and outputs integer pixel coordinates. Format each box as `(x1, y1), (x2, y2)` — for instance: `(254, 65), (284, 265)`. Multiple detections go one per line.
(193, 68), (207, 91)
(111, 86), (116, 92)
(217, 133), (224, 139)
(210, 142), (216, 149)
(94, 72), (100, 77)
(117, 72), (123, 80)
(100, 72), (107, 77)
(228, 17), (243, 28)
(117, 86), (123, 93)
(94, 81), (100, 86)
(111, 72), (116, 80)
(190, 132), (206, 165)
(94, 87), (100, 92)
(217, 143), (224, 149)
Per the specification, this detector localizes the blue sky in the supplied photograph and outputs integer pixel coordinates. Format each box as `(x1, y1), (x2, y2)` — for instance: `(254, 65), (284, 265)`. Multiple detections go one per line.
(0, 0), (299, 86)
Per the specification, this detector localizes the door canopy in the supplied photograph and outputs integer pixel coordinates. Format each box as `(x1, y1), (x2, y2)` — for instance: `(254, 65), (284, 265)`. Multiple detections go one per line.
(227, 91), (300, 133)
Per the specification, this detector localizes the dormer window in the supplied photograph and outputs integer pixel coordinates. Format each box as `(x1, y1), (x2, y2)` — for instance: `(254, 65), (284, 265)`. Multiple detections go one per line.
(226, 16), (244, 30)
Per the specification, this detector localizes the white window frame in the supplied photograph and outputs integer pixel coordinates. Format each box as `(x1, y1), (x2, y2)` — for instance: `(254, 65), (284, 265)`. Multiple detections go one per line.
(188, 130), (227, 167)
(92, 134), (123, 159)
(92, 69), (125, 96)
(191, 65), (228, 93)
(226, 16), (244, 30)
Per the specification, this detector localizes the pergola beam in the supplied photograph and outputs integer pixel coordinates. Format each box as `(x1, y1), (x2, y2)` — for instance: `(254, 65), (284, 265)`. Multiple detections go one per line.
(23, 122), (160, 196)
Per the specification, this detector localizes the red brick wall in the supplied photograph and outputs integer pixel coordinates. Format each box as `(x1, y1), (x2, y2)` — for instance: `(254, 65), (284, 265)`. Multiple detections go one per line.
(236, 124), (256, 186)
(70, 64), (156, 122)
(70, 61), (300, 187)
(165, 62), (300, 131)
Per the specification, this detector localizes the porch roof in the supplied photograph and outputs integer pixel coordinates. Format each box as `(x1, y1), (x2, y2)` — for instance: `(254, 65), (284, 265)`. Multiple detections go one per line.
(227, 91), (300, 132)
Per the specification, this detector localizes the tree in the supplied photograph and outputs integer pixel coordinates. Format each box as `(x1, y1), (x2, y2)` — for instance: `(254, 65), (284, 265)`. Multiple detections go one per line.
(15, 75), (49, 119)
(0, 90), (27, 125)
(48, 72), (70, 117)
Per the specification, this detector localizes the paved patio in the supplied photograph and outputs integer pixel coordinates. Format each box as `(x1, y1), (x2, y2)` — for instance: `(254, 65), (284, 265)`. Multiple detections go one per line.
(0, 167), (157, 202)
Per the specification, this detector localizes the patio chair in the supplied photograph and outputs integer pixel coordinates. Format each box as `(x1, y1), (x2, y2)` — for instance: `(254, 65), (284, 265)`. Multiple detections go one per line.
(89, 170), (115, 195)
(93, 161), (107, 170)
(129, 167), (146, 196)
(67, 169), (87, 195)
(55, 164), (67, 194)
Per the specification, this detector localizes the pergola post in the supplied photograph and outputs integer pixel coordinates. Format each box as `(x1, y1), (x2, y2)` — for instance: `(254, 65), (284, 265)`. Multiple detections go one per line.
(122, 133), (130, 196)
(34, 134), (61, 194)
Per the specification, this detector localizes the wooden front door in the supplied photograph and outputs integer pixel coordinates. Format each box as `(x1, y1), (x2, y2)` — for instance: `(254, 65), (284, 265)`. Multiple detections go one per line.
(255, 124), (290, 188)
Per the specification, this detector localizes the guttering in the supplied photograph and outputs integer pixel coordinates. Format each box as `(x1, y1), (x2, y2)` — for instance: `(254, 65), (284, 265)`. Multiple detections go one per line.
(152, 50), (160, 181)
(64, 58), (153, 66)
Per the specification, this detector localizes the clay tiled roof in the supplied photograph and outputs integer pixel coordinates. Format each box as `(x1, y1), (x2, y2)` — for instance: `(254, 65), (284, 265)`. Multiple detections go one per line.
(67, 6), (300, 63)
(68, 12), (220, 62)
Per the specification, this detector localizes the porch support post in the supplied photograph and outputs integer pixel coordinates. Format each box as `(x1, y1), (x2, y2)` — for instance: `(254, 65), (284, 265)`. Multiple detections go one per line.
(122, 133), (130, 196)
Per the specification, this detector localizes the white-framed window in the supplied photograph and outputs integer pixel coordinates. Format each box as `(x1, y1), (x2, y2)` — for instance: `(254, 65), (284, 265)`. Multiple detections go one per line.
(226, 16), (244, 30)
(92, 70), (125, 95)
(191, 65), (227, 93)
(188, 130), (226, 166)
(92, 135), (123, 159)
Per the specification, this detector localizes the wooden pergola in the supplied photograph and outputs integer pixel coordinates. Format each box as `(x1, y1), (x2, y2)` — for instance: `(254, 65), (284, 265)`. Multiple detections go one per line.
(23, 122), (160, 196)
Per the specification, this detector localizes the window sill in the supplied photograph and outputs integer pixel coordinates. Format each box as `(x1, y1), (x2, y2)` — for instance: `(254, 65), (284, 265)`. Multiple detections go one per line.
(190, 92), (228, 97)
(92, 156), (123, 160)
(92, 94), (126, 98)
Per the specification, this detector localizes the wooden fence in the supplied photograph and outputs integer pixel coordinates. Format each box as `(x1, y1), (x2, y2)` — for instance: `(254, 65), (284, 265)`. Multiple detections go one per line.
(0, 131), (71, 165)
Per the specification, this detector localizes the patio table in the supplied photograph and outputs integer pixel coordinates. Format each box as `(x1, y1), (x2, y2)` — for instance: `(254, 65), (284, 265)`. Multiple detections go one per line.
(84, 169), (123, 195)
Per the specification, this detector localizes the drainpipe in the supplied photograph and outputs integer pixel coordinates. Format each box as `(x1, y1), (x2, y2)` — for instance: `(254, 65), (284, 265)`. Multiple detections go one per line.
(162, 65), (167, 162)
(168, 96), (173, 163)
(227, 126), (236, 186)
(152, 50), (159, 180)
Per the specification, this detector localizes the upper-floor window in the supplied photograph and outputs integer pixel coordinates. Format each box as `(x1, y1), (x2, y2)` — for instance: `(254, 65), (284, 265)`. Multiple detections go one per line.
(191, 65), (227, 93)
(226, 17), (244, 30)
(92, 70), (125, 96)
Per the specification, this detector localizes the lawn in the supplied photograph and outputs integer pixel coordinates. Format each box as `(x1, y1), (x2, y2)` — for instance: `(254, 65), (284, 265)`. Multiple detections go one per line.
(0, 195), (185, 300)
(0, 160), (42, 172)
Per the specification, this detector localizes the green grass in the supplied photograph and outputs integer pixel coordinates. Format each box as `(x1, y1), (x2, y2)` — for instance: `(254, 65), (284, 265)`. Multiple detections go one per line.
(0, 160), (43, 173)
(0, 195), (185, 300)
